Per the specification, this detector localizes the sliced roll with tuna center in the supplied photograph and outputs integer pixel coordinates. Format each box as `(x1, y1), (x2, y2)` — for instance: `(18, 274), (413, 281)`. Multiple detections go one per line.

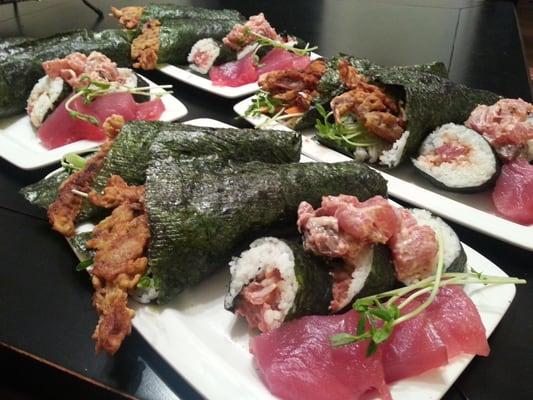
(224, 237), (332, 332)
(330, 243), (397, 312)
(413, 123), (499, 193)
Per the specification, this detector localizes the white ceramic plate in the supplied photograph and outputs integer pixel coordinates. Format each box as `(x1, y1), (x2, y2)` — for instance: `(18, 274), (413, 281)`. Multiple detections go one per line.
(233, 96), (533, 251)
(131, 244), (514, 400)
(63, 118), (516, 399)
(0, 74), (188, 170)
(157, 53), (321, 99)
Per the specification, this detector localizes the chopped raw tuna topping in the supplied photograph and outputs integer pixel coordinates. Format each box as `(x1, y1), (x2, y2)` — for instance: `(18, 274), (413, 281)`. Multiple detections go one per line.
(223, 13), (279, 51)
(42, 52), (124, 89)
(466, 98), (533, 161)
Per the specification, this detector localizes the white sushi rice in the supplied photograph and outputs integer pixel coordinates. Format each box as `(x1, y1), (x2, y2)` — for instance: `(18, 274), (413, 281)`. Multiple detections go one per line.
(26, 76), (65, 127)
(413, 123), (497, 188)
(410, 208), (462, 271)
(379, 130), (410, 167)
(333, 245), (374, 311)
(131, 285), (160, 304)
(225, 237), (298, 330)
(188, 38), (221, 74)
(117, 68), (138, 89)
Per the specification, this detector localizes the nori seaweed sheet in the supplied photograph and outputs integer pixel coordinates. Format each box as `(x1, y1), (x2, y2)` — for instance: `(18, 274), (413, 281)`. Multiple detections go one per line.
(68, 232), (95, 261)
(295, 56), (449, 130)
(21, 122), (302, 218)
(157, 18), (241, 65)
(372, 66), (501, 164)
(144, 156), (388, 302)
(91, 121), (302, 192)
(224, 237), (333, 320)
(356, 244), (399, 299)
(0, 29), (132, 118)
(138, 4), (244, 25)
(20, 170), (69, 209)
(311, 55), (501, 164)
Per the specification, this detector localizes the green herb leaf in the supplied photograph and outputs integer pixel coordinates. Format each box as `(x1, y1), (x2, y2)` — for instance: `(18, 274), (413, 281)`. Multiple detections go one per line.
(356, 314), (366, 336)
(330, 333), (358, 347)
(372, 324), (393, 344)
(75, 258), (93, 272)
(366, 340), (378, 357)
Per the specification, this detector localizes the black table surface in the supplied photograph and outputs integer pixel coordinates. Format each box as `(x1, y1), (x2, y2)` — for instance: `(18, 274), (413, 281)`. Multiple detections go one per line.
(0, 1), (532, 399)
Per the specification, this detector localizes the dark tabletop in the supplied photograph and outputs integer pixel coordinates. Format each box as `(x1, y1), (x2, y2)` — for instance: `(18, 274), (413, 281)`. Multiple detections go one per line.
(0, 1), (532, 399)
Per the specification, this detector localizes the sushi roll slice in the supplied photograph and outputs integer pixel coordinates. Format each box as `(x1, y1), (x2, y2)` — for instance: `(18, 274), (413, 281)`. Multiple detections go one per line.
(409, 208), (466, 274)
(412, 123), (499, 193)
(225, 237), (332, 332)
(187, 38), (235, 74)
(26, 75), (68, 127)
(329, 244), (397, 312)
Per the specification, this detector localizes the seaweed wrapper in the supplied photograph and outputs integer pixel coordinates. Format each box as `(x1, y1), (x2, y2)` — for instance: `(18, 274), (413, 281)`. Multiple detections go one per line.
(157, 18), (241, 65)
(372, 66), (500, 164)
(295, 56), (449, 130)
(20, 170), (69, 209)
(138, 4), (244, 25)
(21, 122), (302, 218)
(0, 29), (132, 118)
(145, 157), (387, 302)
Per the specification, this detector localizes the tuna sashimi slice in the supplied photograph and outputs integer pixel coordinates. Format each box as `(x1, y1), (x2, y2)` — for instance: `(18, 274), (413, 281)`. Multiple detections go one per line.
(492, 159), (533, 225)
(251, 311), (392, 400)
(425, 286), (489, 358)
(38, 92), (164, 149)
(381, 301), (449, 383)
(257, 48), (311, 76)
(209, 53), (258, 87)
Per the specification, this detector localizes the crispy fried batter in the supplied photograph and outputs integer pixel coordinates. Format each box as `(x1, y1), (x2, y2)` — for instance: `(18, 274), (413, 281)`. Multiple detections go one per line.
(110, 6), (144, 29)
(331, 59), (405, 143)
(131, 19), (161, 70)
(47, 115), (125, 237)
(92, 285), (135, 354)
(87, 177), (150, 354)
(89, 175), (145, 209)
(259, 59), (326, 114)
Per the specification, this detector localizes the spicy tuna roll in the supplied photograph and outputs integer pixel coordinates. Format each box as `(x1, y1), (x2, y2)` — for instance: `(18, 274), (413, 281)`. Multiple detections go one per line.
(187, 38), (235, 74)
(225, 237), (332, 332)
(412, 123), (499, 192)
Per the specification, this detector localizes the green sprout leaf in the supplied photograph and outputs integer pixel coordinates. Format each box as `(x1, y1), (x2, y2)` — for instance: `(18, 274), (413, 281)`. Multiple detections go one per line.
(61, 153), (87, 175)
(75, 258), (93, 272)
(330, 333), (358, 347)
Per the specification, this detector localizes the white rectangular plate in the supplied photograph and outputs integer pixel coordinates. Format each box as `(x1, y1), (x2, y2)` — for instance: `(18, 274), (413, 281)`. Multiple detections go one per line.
(157, 53), (321, 99)
(131, 244), (515, 400)
(0, 74), (188, 170)
(233, 96), (533, 251)
(64, 118), (516, 400)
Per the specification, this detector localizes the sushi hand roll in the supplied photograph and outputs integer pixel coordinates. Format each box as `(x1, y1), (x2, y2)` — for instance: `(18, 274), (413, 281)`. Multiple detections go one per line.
(225, 237), (333, 332)
(412, 123), (500, 193)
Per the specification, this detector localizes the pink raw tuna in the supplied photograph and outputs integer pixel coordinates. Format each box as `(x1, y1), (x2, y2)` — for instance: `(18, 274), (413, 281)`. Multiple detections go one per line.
(251, 310), (392, 400)
(257, 48), (311, 76)
(492, 159), (533, 225)
(381, 301), (448, 383)
(38, 92), (164, 149)
(425, 286), (489, 358)
(209, 53), (258, 87)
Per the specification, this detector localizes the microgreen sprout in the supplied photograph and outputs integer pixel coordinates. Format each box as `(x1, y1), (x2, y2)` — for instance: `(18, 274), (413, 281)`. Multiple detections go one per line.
(64, 79), (172, 125)
(76, 258), (93, 272)
(330, 234), (526, 356)
(245, 90), (303, 128)
(242, 27), (317, 61)
(315, 103), (386, 149)
(61, 153), (87, 174)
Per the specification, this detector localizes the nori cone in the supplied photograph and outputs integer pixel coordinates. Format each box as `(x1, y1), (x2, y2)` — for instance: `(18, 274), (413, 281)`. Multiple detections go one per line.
(144, 156), (387, 302)
(0, 29), (132, 118)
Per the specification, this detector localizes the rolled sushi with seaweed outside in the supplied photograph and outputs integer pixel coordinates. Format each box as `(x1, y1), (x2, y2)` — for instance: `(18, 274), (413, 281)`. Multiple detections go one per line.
(26, 76), (68, 127)
(225, 237), (332, 332)
(187, 38), (236, 74)
(412, 123), (499, 193)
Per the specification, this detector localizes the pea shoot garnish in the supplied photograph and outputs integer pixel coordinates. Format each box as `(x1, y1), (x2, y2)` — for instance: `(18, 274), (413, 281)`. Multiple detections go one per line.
(330, 235), (526, 356)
